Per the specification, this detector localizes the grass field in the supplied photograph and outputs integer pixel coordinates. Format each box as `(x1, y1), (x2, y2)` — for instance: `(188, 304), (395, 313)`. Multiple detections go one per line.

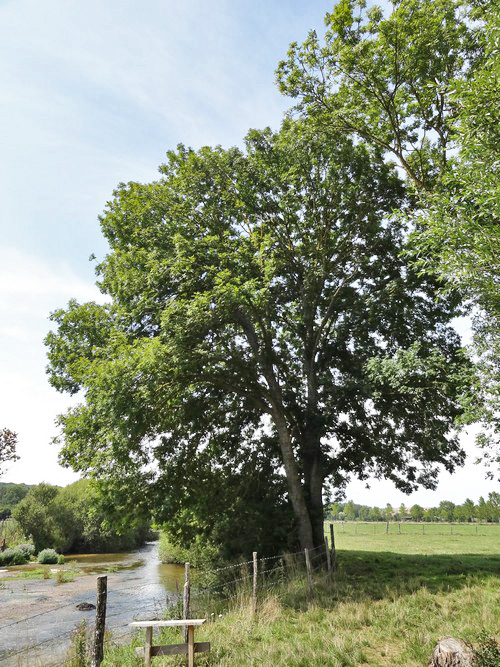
(327, 521), (500, 556)
(83, 524), (500, 667)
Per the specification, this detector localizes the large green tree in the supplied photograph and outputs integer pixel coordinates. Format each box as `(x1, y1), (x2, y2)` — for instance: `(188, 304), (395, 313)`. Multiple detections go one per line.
(277, 0), (498, 478)
(46, 122), (474, 551)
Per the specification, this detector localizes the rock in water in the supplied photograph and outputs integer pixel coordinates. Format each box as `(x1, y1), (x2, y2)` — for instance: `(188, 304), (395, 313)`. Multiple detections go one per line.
(428, 638), (474, 667)
(76, 602), (96, 611)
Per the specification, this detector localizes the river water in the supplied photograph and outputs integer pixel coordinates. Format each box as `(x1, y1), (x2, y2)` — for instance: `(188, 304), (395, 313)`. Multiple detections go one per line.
(0, 542), (185, 666)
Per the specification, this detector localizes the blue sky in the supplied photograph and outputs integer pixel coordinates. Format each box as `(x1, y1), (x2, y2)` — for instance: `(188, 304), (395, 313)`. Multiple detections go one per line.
(1, 0), (496, 506)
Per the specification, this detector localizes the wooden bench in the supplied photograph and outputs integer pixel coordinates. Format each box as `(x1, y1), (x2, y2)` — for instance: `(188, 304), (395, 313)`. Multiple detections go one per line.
(129, 619), (209, 667)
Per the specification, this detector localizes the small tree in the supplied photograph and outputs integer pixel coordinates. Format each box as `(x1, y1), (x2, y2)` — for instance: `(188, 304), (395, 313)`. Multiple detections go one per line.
(410, 504), (424, 522)
(0, 428), (18, 475)
(439, 500), (456, 522)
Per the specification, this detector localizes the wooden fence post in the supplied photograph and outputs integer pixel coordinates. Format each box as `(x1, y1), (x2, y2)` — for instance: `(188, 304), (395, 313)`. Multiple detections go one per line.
(183, 562), (190, 643)
(329, 523), (336, 571)
(398, 522), (401, 534)
(252, 551), (258, 615)
(187, 624), (195, 667)
(325, 537), (331, 573)
(386, 521), (389, 534)
(304, 548), (313, 592)
(144, 626), (153, 667)
(91, 575), (107, 667)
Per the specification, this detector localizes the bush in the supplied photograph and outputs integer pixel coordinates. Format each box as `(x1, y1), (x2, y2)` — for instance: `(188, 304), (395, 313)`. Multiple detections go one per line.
(474, 633), (500, 667)
(0, 547), (28, 566)
(37, 548), (59, 564)
(57, 554), (65, 564)
(16, 543), (35, 559)
(158, 533), (220, 568)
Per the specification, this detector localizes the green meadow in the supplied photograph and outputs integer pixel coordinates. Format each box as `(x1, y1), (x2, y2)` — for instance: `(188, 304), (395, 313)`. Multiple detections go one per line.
(328, 521), (500, 556)
(89, 522), (499, 667)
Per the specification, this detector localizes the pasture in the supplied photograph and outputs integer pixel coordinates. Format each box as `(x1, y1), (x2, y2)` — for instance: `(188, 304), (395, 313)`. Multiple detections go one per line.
(98, 522), (499, 666)
(328, 521), (500, 556)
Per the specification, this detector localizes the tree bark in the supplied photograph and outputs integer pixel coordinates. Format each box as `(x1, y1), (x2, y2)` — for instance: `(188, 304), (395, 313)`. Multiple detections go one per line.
(236, 310), (316, 551)
(308, 457), (325, 547)
(273, 408), (314, 550)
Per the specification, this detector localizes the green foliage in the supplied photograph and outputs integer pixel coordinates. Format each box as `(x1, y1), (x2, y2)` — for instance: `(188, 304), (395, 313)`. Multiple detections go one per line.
(15, 543), (35, 559)
(66, 620), (91, 667)
(326, 493), (499, 523)
(474, 632), (500, 667)
(0, 517), (27, 547)
(37, 548), (59, 564)
(0, 428), (18, 476)
(277, 0), (479, 191)
(12, 480), (150, 553)
(0, 547), (28, 566)
(277, 0), (499, 476)
(0, 482), (31, 518)
(158, 532), (220, 568)
(12, 483), (59, 552)
(46, 118), (475, 552)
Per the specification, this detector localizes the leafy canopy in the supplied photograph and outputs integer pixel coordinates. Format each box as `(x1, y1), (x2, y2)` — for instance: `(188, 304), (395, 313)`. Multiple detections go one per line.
(277, 0), (498, 479)
(46, 120), (476, 551)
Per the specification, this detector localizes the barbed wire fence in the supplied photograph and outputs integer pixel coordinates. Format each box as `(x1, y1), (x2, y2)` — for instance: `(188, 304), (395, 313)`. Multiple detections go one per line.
(0, 539), (335, 667)
(326, 520), (500, 536)
(3, 521), (498, 665)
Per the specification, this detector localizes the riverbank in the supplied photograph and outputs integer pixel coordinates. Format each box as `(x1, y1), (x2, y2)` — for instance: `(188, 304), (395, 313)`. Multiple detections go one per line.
(0, 542), (184, 666)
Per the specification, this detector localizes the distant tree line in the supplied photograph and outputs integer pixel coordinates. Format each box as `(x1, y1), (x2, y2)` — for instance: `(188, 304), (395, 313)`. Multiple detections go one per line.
(327, 493), (500, 523)
(0, 482), (32, 519)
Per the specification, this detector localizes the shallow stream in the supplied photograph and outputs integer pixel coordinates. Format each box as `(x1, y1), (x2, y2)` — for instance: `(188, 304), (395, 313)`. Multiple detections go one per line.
(0, 542), (184, 666)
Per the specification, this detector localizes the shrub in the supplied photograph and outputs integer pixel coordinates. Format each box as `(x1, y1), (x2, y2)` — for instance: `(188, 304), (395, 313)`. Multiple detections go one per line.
(0, 547), (28, 566)
(37, 548), (59, 564)
(16, 543), (35, 559)
(474, 633), (500, 667)
(57, 554), (65, 564)
(158, 532), (220, 568)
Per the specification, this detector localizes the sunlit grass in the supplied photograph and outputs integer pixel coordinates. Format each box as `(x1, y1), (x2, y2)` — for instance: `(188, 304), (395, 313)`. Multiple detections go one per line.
(326, 521), (500, 556)
(98, 545), (499, 667)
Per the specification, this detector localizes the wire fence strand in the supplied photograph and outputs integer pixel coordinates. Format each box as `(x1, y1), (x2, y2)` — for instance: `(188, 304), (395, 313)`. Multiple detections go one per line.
(1, 540), (338, 666)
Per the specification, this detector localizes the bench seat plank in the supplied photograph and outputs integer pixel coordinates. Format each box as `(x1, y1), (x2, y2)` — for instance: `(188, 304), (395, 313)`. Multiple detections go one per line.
(130, 619), (206, 628)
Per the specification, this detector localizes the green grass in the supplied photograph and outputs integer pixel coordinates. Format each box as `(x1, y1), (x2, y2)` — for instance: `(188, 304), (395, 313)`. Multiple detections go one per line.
(326, 521), (500, 556)
(0, 561), (83, 582)
(95, 527), (499, 667)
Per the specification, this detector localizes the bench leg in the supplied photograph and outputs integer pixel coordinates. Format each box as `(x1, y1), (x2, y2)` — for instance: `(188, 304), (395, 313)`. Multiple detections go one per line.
(145, 626), (152, 667)
(187, 625), (195, 667)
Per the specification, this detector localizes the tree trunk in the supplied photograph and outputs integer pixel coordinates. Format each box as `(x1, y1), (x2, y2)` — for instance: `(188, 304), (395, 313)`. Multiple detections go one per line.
(428, 638), (474, 667)
(303, 450), (325, 548)
(273, 409), (314, 550)
(309, 462), (325, 547)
